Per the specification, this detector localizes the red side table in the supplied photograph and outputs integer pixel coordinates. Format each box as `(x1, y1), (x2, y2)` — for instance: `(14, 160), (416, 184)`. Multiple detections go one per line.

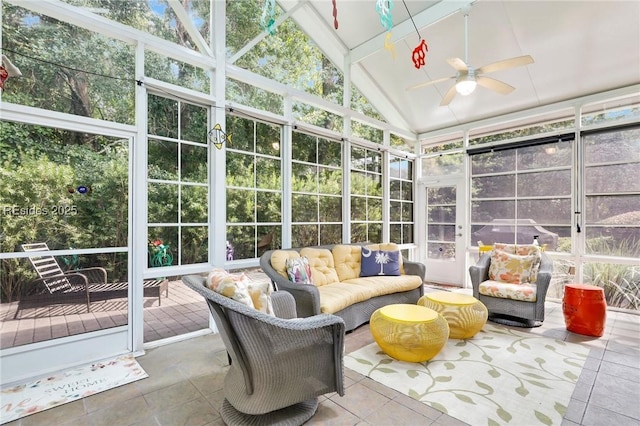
(562, 283), (607, 337)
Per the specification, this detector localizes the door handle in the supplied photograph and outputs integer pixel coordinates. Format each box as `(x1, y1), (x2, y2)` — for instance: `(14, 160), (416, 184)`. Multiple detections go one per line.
(456, 233), (462, 237)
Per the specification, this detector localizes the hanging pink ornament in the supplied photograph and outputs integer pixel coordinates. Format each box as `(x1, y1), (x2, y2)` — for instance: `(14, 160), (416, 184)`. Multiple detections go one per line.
(412, 39), (429, 69)
(332, 0), (339, 29)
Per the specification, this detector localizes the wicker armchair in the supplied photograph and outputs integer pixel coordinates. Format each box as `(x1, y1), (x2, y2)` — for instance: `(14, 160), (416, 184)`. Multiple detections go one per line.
(469, 253), (553, 327)
(183, 275), (345, 425)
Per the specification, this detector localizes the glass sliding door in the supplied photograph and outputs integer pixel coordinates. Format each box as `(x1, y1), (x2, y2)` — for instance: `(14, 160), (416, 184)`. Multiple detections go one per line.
(0, 122), (132, 383)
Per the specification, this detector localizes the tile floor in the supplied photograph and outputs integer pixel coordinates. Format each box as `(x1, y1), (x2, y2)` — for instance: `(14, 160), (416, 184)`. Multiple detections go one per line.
(5, 294), (640, 426)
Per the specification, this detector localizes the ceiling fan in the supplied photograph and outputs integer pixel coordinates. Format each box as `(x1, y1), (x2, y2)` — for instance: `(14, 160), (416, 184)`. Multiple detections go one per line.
(407, 7), (534, 106)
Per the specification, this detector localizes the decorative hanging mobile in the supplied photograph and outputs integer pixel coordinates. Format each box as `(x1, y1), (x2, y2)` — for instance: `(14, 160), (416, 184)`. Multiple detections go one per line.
(412, 39), (428, 69)
(208, 123), (232, 150)
(0, 54), (22, 92)
(401, 0), (428, 69)
(260, 0), (277, 35)
(376, 0), (396, 58)
(332, 0), (339, 30)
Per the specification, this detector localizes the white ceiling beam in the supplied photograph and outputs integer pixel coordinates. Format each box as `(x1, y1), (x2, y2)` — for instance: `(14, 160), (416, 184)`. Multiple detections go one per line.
(351, 0), (473, 64)
(8, 0), (215, 71)
(227, 64), (413, 137)
(166, 0), (213, 58)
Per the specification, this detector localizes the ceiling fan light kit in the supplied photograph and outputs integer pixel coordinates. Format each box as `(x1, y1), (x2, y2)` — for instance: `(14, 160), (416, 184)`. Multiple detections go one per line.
(456, 70), (477, 95)
(407, 6), (534, 106)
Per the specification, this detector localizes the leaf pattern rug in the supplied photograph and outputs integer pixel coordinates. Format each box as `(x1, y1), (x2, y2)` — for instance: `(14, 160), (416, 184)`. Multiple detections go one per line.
(345, 323), (588, 426)
(1, 354), (147, 424)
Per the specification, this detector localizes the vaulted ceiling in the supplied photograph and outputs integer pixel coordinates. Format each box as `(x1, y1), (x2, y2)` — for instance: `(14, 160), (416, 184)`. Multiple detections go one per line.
(279, 0), (640, 135)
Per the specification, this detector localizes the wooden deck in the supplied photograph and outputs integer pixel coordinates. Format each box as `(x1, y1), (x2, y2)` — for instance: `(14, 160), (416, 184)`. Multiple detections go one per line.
(0, 270), (271, 349)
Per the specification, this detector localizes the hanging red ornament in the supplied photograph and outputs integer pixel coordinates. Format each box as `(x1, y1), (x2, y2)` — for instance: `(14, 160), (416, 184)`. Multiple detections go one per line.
(332, 0), (339, 29)
(412, 39), (429, 69)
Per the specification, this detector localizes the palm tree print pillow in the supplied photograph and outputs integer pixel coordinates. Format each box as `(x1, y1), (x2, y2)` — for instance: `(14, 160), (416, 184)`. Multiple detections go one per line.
(360, 247), (401, 277)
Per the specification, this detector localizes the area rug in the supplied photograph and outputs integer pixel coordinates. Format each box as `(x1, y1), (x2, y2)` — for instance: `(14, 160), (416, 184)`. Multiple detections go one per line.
(345, 323), (588, 426)
(0, 354), (148, 424)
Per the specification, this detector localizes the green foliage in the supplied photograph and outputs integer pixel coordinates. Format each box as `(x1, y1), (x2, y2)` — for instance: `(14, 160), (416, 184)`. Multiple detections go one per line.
(584, 237), (640, 310)
(2, 3), (136, 124)
(0, 123), (130, 298)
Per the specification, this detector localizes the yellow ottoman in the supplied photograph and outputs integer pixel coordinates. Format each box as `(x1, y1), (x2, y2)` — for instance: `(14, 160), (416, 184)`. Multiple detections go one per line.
(370, 304), (449, 362)
(418, 292), (488, 339)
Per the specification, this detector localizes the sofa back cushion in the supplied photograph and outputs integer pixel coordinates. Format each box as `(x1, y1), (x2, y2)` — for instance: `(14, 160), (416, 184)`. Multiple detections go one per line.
(270, 250), (301, 279)
(332, 244), (362, 281)
(300, 247), (340, 286)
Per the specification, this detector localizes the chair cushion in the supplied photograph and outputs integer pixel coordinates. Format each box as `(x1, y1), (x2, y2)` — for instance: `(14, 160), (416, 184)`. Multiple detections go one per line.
(360, 247), (400, 277)
(207, 268), (274, 315)
(285, 256), (313, 284)
(246, 280), (275, 315)
(300, 248), (340, 286)
(489, 250), (539, 284)
(479, 280), (538, 302)
(207, 268), (254, 307)
(494, 243), (517, 253)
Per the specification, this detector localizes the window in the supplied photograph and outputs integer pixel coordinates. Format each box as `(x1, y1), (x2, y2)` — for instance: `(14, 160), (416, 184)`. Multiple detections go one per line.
(147, 94), (209, 266)
(350, 146), (382, 242)
(470, 139), (573, 251)
(226, 115), (282, 259)
(583, 127), (640, 257)
(291, 131), (343, 247)
(2, 4), (135, 124)
(389, 156), (414, 244)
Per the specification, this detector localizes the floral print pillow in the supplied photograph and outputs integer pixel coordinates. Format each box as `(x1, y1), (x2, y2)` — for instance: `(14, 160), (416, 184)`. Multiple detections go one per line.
(489, 250), (539, 284)
(285, 256), (313, 284)
(207, 268), (275, 315)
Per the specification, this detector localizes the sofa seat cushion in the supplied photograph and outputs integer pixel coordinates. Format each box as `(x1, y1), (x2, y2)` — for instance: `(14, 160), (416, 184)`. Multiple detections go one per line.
(317, 282), (377, 314)
(479, 280), (537, 302)
(300, 247), (340, 286)
(344, 275), (423, 298)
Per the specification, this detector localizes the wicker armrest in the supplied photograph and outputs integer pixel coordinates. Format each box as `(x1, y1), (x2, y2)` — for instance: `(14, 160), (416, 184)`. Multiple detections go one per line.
(271, 291), (297, 319)
(260, 251), (321, 317)
(469, 253), (491, 298)
(403, 258), (426, 281)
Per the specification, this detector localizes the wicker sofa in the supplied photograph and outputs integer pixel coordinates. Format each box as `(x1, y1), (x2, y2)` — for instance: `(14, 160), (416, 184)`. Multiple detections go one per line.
(260, 243), (426, 332)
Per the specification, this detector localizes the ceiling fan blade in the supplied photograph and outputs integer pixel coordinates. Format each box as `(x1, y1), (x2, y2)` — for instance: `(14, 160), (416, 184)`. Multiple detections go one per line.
(440, 85), (458, 106)
(476, 76), (515, 95)
(407, 76), (455, 91)
(476, 55), (534, 75)
(446, 57), (468, 72)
